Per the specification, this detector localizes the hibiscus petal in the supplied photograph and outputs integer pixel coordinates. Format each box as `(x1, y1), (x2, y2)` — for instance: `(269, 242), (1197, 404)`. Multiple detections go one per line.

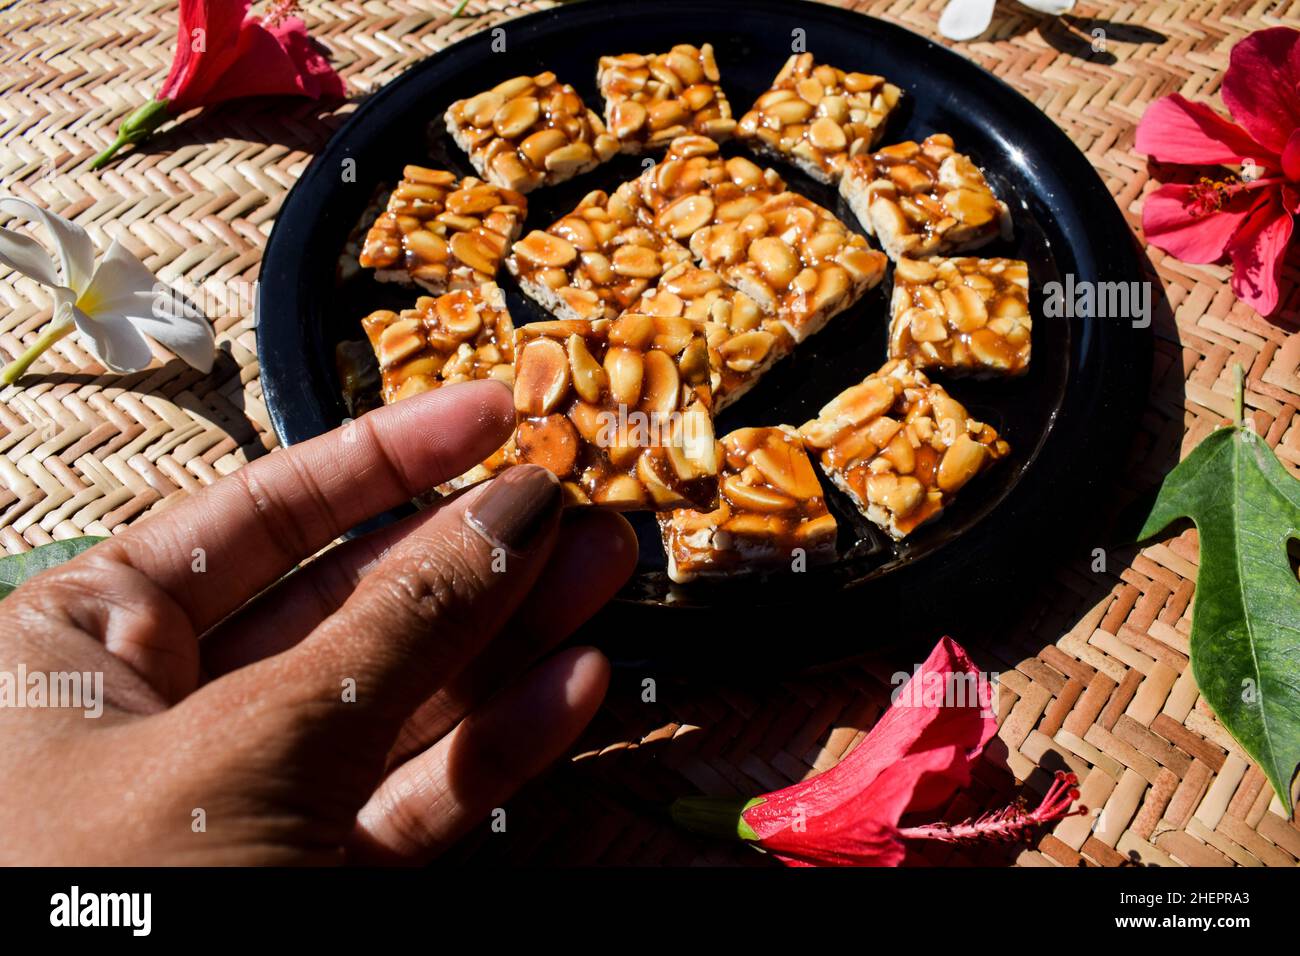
(1227, 196), (1294, 315)
(0, 197), (96, 294)
(742, 637), (997, 841)
(763, 746), (968, 867)
(1141, 182), (1266, 264)
(1017, 0), (1075, 14)
(194, 16), (343, 108)
(69, 304), (152, 374)
(938, 0), (996, 42)
(160, 0), (252, 112)
(1283, 184), (1300, 215)
(87, 241), (215, 373)
(1135, 94), (1273, 167)
(1283, 129), (1300, 182)
(1221, 26), (1300, 157)
(270, 18), (347, 100)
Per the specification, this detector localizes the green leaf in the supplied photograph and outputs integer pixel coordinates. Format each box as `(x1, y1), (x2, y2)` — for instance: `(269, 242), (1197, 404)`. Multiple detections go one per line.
(1137, 422), (1300, 815)
(0, 537), (105, 600)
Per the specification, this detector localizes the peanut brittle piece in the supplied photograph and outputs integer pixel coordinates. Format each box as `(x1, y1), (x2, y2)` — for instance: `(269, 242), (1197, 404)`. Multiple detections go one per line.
(358, 168), (526, 294)
(659, 425), (837, 582)
(361, 283), (518, 493)
(633, 135), (785, 240)
(338, 185), (390, 286)
(598, 44), (737, 152)
(737, 53), (901, 184)
(798, 359), (1009, 540)
(508, 182), (691, 321)
(438, 436), (518, 495)
(839, 134), (1011, 261)
(889, 256), (1030, 376)
(511, 315), (718, 510)
(360, 282), (516, 405)
(632, 262), (793, 411)
(688, 191), (888, 342)
(445, 72), (619, 192)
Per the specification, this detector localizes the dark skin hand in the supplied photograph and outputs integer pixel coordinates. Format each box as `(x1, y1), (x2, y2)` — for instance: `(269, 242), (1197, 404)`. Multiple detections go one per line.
(0, 379), (637, 864)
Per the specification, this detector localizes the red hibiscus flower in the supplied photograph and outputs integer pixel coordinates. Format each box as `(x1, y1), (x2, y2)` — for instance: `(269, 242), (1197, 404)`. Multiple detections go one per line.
(1136, 26), (1300, 315)
(91, 0), (345, 169)
(670, 637), (1083, 866)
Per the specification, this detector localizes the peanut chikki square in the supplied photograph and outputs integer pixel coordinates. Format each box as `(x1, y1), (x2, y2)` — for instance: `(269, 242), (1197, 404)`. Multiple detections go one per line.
(357, 168), (526, 294)
(839, 134), (1012, 261)
(361, 283), (518, 492)
(659, 425), (837, 583)
(737, 53), (901, 184)
(633, 135), (785, 239)
(507, 181), (692, 321)
(688, 190), (888, 343)
(889, 256), (1031, 376)
(360, 282), (516, 404)
(631, 262), (794, 412)
(445, 72), (619, 193)
(798, 359), (1009, 540)
(597, 44), (737, 152)
(439, 437), (518, 494)
(511, 315), (718, 510)
(338, 185), (390, 285)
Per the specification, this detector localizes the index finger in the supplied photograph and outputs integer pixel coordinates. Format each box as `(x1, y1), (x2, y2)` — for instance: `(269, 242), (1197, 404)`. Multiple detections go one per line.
(95, 379), (515, 633)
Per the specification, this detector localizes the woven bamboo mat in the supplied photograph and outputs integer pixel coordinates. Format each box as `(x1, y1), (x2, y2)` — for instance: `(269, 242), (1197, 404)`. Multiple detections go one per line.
(2, 0), (1298, 867)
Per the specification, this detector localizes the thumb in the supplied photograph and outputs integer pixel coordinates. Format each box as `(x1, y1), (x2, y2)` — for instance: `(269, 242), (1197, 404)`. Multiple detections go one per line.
(199, 465), (565, 782)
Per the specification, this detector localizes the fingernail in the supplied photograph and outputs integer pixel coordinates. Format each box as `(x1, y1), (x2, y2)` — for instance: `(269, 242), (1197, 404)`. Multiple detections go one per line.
(464, 464), (562, 554)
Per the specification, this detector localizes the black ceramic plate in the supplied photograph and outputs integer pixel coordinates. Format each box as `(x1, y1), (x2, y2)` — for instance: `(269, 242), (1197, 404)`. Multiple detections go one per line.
(258, 0), (1151, 666)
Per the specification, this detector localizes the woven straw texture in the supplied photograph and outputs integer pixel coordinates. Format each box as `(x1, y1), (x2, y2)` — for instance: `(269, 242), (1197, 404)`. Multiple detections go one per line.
(2, 0), (1299, 867)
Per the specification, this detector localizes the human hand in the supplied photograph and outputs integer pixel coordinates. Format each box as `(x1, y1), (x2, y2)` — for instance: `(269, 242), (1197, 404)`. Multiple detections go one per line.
(0, 379), (637, 864)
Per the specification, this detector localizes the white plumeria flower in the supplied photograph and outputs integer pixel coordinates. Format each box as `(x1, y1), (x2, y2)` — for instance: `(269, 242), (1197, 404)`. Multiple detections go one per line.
(0, 197), (214, 385)
(939, 0), (1076, 42)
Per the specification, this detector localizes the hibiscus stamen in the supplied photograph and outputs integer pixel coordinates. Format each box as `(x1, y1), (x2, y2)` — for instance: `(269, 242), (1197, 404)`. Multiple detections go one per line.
(260, 0), (300, 28)
(897, 770), (1086, 845)
(1187, 177), (1230, 217)
(1185, 172), (1287, 218)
